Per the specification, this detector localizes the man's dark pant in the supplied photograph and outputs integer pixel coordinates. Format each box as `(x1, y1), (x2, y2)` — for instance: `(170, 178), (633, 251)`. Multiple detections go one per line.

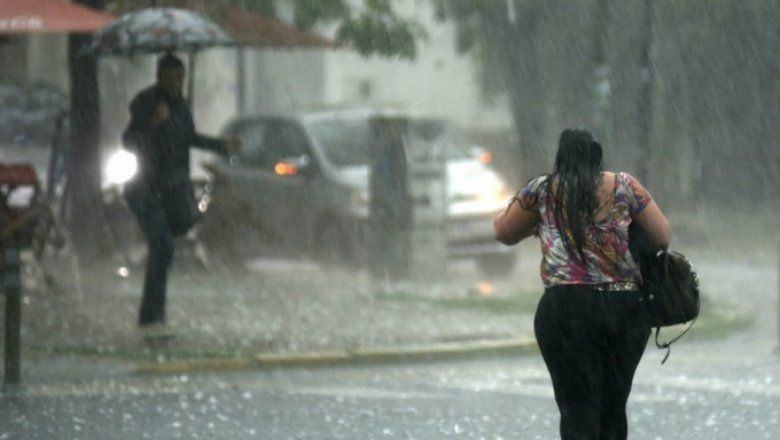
(127, 191), (175, 325)
(534, 285), (651, 440)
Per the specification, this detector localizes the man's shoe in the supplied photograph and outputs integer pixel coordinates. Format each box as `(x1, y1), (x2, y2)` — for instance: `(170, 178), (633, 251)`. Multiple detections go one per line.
(139, 322), (175, 339)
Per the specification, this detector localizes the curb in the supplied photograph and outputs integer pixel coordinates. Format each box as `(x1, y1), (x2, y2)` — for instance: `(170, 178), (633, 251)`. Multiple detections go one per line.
(134, 337), (538, 375)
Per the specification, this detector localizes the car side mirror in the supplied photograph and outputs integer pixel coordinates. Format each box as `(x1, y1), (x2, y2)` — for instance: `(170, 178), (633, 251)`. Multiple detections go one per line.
(273, 154), (311, 177)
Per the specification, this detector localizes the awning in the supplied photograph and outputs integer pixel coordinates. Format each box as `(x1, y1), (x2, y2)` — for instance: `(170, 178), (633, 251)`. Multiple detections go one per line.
(108, 1), (334, 49)
(0, 0), (113, 34)
(219, 4), (333, 48)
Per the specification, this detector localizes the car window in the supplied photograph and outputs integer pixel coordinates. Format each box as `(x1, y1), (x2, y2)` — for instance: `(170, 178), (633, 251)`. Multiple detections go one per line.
(306, 117), (467, 167)
(234, 122), (269, 165)
(264, 122), (309, 162)
(407, 120), (462, 162)
(305, 118), (371, 167)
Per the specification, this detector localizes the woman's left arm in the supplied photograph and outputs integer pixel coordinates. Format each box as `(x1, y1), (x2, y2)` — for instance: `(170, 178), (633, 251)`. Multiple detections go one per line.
(494, 198), (541, 245)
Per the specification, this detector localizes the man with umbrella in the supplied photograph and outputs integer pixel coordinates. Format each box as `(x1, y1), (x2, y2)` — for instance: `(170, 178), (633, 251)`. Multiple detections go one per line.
(122, 53), (240, 333)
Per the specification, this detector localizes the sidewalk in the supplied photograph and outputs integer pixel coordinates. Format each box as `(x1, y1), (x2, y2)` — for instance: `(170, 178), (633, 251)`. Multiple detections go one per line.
(3, 246), (542, 378)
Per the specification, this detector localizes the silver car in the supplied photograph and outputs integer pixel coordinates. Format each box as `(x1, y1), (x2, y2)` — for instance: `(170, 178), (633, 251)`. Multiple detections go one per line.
(203, 110), (518, 276)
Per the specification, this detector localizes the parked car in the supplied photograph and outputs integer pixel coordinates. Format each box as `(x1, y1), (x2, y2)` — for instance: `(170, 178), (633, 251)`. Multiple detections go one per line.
(202, 110), (518, 276)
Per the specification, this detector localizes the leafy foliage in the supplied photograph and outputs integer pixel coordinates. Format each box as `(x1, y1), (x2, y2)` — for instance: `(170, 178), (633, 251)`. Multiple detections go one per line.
(109, 0), (426, 59)
(336, 13), (425, 59)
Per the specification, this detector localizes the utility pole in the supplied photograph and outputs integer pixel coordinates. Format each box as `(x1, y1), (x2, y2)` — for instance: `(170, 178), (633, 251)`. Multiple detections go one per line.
(3, 247), (21, 387)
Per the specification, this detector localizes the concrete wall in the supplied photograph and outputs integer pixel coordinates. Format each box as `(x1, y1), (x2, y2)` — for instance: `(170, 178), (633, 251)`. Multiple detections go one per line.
(26, 34), (69, 91)
(320, 1), (512, 131)
(0, 34), (67, 89)
(242, 48), (326, 115)
(0, 35), (27, 85)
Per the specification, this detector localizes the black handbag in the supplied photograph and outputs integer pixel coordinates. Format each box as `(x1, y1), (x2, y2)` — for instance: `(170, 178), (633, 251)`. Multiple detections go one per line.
(629, 223), (700, 363)
(642, 250), (700, 327)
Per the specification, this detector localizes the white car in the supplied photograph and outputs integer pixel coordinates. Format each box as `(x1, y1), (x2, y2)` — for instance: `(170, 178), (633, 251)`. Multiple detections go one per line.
(205, 110), (518, 276)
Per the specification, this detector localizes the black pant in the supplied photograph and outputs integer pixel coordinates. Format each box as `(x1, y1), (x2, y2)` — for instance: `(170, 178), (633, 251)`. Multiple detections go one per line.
(127, 191), (175, 325)
(534, 285), (651, 440)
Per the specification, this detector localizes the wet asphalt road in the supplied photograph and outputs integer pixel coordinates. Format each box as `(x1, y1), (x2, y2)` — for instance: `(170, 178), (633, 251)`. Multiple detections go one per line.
(2, 246), (779, 439)
(2, 341), (779, 439)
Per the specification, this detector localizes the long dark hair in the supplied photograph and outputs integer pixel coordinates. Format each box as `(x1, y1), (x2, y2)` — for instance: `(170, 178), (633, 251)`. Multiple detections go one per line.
(547, 128), (603, 258)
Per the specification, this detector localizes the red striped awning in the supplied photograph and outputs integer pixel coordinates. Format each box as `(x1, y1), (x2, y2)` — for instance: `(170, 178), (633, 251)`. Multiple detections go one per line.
(0, 0), (113, 34)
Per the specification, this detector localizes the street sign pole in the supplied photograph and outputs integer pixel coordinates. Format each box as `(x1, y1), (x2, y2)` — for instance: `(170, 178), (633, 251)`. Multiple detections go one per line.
(3, 246), (22, 387)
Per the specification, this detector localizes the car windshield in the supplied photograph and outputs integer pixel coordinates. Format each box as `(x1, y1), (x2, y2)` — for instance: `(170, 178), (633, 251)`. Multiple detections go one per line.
(306, 118), (371, 167)
(306, 117), (469, 167)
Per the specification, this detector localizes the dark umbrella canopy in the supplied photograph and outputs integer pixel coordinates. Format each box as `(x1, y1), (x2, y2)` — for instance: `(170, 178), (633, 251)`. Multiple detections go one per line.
(85, 7), (233, 56)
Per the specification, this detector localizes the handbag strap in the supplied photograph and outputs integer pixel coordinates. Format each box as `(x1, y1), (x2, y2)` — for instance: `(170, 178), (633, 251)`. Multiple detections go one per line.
(654, 316), (698, 364)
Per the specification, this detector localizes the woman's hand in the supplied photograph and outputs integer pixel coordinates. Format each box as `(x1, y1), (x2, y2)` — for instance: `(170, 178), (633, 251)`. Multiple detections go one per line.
(222, 136), (242, 154)
(150, 101), (170, 126)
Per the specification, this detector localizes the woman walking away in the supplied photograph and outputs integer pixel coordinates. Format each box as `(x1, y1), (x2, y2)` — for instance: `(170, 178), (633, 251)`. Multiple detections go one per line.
(494, 128), (671, 440)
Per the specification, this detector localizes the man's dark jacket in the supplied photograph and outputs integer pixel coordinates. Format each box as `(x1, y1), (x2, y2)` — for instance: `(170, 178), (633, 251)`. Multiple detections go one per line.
(122, 85), (225, 197)
(122, 85), (225, 234)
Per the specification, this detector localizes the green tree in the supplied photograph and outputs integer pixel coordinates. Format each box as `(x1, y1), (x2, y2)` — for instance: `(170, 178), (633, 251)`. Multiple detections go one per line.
(111, 0), (426, 59)
(436, 0), (779, 205)
(433, 0), (606, 177)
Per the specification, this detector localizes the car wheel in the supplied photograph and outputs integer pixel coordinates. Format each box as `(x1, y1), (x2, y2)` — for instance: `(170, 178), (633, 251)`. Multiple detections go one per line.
(476, 252), (518, 278)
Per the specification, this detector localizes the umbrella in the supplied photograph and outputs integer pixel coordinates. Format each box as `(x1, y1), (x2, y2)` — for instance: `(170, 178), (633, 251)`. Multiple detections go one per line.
(84, 7), (233, 56)
(84, 8), (235, 107)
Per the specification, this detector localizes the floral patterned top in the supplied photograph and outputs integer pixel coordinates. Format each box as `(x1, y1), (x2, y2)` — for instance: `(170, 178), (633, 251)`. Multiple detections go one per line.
(519, 172), (652, 287)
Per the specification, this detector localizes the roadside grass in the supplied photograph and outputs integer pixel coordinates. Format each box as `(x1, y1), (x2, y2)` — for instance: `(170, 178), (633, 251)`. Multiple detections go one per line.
(665, 295), (752, 341)
(667, 204), (779, 261)
(377, 290), (541, 315)
(378, 289), (752, 341)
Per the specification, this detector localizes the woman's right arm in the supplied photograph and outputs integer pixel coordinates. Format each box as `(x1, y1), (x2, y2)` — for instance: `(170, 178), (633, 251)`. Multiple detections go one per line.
(633, 199), (671, 250)
(622, 172), (671, 249)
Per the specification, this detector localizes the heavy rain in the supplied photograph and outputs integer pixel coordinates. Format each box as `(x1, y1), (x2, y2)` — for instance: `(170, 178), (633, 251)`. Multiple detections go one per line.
(0, 0), (778, 439)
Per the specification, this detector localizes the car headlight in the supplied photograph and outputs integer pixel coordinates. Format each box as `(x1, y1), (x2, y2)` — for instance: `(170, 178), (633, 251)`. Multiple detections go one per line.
(449, 180), (512, 216)
(349, 187), (370, 218)
(105, 149), (138, 186)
